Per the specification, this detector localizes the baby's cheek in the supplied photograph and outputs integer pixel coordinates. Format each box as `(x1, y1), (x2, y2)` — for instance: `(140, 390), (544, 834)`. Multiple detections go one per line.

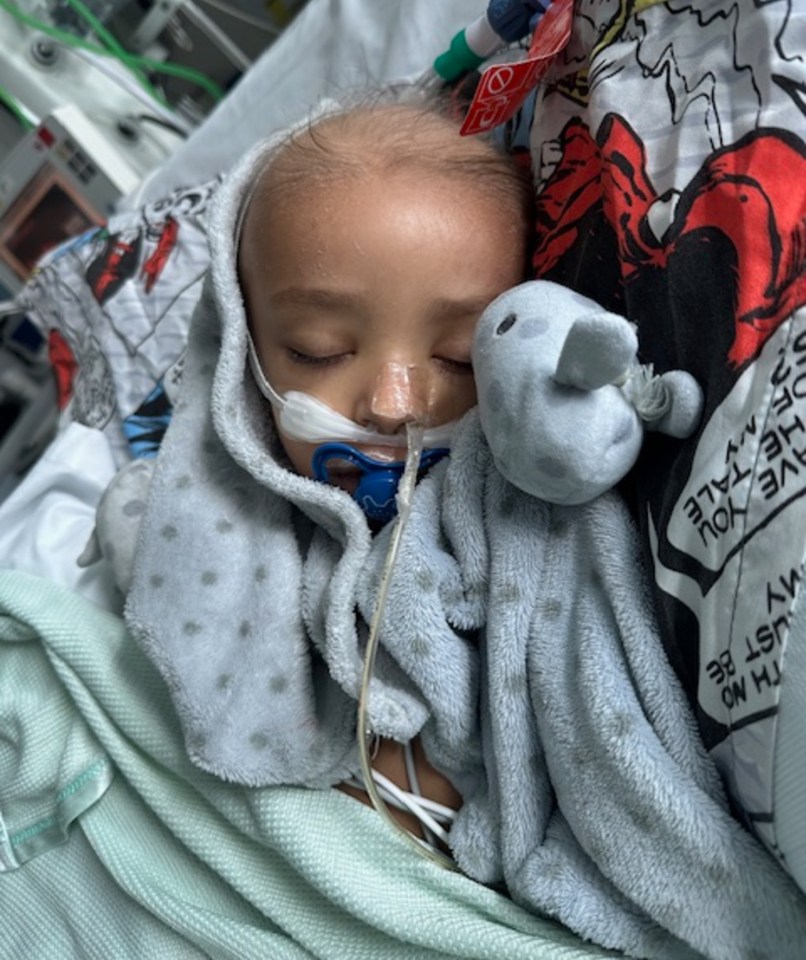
(279, 433), (317, 478)
(435, 378), (477, 425)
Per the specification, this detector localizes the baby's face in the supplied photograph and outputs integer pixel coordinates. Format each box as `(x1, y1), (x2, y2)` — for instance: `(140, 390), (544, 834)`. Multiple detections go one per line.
(243, 170), (525, 482)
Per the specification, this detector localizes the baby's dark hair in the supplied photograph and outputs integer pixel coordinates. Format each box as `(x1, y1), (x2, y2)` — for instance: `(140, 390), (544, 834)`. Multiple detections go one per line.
(240, 86), (534, 259)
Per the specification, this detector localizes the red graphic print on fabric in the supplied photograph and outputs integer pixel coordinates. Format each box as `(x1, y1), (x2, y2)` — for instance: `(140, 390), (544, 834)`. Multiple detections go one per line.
(534, 115), (806, 368)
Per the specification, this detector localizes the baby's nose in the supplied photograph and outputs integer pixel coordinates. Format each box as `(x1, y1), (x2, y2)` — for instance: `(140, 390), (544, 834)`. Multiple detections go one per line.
(368, 361), (434, 431)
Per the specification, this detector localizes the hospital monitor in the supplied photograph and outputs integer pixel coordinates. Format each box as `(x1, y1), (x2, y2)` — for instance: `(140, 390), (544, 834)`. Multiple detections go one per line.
(0, 104), (140, 294)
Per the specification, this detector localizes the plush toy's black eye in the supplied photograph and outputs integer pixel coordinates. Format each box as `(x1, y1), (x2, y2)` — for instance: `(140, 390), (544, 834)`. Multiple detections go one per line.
(496, 313), (518, 336)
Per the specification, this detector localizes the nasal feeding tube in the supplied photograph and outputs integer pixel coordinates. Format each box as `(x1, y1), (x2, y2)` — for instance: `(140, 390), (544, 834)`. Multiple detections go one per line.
(356, 421), (459, 871)
(247, 336), (453, 523)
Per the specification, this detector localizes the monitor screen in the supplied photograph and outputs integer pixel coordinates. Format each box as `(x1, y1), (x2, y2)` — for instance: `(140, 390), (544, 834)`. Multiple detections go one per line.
(0, 166), (101, 280)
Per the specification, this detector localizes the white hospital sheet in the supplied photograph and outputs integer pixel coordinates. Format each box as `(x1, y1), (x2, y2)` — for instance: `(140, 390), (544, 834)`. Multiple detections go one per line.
(0, 422), (119, 610)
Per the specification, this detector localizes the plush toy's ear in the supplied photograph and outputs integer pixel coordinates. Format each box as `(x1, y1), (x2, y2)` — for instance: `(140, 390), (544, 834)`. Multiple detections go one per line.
(555, 313), (638, 390)
(556, 313), (705, 440)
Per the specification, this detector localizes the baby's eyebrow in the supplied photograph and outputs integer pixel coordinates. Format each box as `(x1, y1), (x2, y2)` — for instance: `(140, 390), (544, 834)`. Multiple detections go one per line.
(269, 288), (492, 320)
(270, 287), (364, 312)
(428, 296), (494, 321)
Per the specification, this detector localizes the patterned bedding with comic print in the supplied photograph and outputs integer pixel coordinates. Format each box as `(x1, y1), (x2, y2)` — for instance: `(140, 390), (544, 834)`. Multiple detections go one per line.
(19, 178), (220, 467)
(523, 0), (806, 894)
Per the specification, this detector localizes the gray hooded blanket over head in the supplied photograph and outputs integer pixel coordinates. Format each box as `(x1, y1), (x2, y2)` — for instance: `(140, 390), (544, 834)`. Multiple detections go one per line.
(113, 100), (806, 960)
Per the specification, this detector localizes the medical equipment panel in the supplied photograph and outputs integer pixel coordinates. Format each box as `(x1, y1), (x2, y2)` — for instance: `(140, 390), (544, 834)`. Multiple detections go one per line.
(0, 105), (135, 294)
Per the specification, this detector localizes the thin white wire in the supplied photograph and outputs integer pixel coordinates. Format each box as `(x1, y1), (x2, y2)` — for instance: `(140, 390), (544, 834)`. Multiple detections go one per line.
(193, 0), (282, 34)
(400, 792), (457, 821)
(369, 771), (452, 845)
(343, 773), (453, 848)
(403, 738), (422, 795)
(71, 47), (193, 134)
(402, 739), (438, 848)
(343, 772), (456, 823)
(181, 0), (253, 72)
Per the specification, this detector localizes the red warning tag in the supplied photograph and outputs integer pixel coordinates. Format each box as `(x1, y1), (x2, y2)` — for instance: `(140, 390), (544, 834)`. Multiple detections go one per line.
(460, 0), (574, 136)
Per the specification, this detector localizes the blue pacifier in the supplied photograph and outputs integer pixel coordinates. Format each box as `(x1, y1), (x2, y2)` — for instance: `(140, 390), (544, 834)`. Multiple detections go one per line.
(311, 442), (448, 524)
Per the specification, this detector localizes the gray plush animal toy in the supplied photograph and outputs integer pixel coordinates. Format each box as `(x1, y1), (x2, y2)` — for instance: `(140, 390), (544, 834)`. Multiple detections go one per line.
(472, 280), (703, 505)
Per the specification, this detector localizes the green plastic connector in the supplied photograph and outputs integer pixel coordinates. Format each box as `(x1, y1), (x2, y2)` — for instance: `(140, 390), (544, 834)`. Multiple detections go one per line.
(433, 29), (487, 82)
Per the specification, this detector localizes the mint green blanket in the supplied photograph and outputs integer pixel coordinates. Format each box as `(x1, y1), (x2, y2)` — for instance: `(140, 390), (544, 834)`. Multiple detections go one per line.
(0, 570), (618, 960)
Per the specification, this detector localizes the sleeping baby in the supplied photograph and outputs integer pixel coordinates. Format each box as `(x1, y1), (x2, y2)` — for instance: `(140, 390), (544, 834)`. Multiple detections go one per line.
(89, 88), (806, 960)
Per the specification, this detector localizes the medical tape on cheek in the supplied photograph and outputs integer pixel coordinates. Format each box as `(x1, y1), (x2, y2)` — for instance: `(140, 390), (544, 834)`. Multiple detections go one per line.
(247, 335), (456, 447)
(282, 392), (456, 448)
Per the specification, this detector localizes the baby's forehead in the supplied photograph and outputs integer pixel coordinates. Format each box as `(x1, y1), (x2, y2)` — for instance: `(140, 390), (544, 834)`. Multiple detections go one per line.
(263, 103), (505, 185)
(293, 104), (466, 149)
(238, 99), (531, 273)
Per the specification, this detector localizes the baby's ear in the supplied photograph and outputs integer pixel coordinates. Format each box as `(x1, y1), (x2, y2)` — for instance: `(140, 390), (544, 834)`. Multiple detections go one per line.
(555, 313), (637, 390)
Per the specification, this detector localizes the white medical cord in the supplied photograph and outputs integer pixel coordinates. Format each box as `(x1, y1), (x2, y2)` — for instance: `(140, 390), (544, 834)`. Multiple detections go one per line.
(72, 48), (194, 135)
(355, 422), (459, 871)
(402, 738), (438, 848)
(181, 0), (253, 73)
(194, 0), (282, 34)
(343, 749), (456, 850)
